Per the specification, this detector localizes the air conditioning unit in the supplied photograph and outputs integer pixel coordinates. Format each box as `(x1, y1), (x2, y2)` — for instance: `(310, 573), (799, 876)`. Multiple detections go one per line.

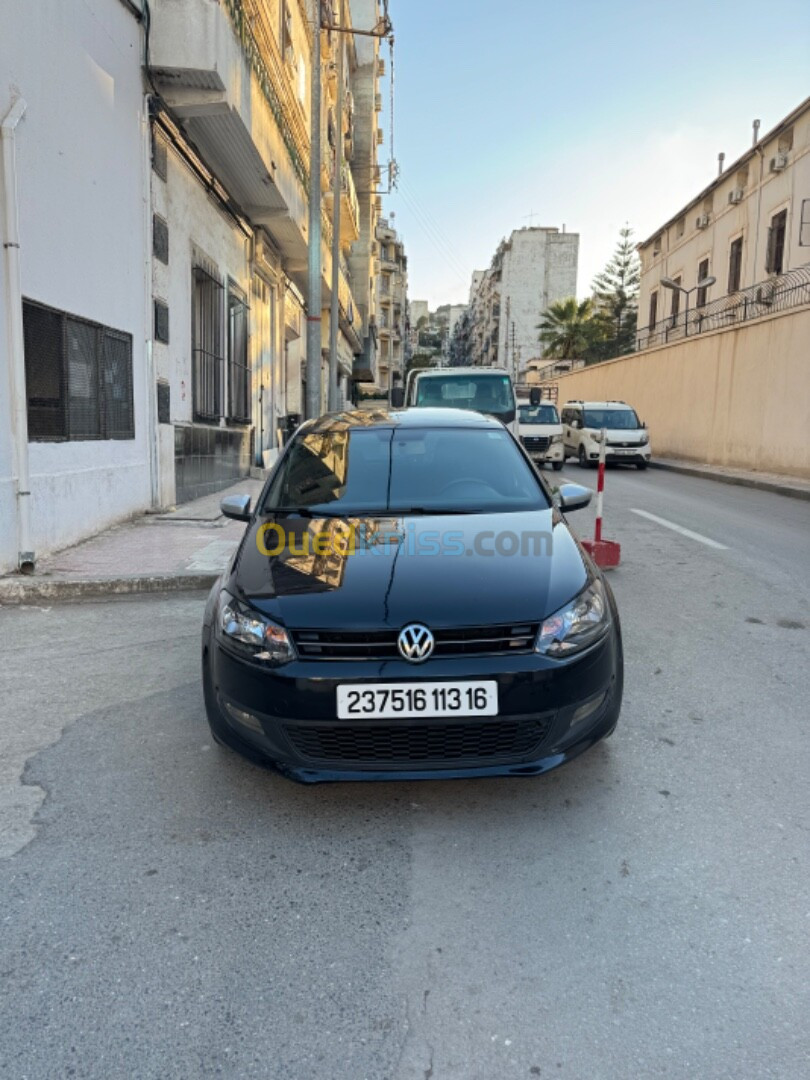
(377, 59), (386, 77)
(374, 93), (383, 112)
(376, 127), (384, 145)
(695, 213), (710, 229)
(769, 151), (789, 172)
(727, 188), (744, 205)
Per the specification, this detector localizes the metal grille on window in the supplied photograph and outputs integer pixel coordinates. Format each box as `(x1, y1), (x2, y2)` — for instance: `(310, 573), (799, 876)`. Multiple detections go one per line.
(103, 330), (134, 439)
(192, 266), (224, 421)
(23, 300), (67, 439)
(227, 286), (250, 423)
(154, 300), (170, 344)
(67, 317), (101, 439)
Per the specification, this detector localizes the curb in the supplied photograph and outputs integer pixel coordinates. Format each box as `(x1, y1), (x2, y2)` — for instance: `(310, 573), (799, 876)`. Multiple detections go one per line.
(0, 572), (219, 606)
(649, 459), (810, 502)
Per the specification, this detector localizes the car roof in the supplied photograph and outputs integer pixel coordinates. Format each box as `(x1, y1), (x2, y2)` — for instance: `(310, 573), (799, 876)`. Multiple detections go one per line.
(563, 400), (634, 409)
(415, 367), (511, 377)
(300, 407), (506, 434)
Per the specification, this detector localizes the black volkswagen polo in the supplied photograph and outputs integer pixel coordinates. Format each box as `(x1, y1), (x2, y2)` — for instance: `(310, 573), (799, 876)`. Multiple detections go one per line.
(202, 408), (623, 782)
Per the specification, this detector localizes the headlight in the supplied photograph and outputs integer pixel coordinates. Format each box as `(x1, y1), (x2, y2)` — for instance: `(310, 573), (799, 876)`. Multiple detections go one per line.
(550, 434), (563, 444)
(216, 590), (295, 666)
(535, 579), (609, 657)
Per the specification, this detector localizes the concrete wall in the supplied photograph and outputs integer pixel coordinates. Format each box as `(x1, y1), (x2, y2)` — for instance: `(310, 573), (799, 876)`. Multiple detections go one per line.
(543, 305), (810, 479)
(0, 0), (151, 572)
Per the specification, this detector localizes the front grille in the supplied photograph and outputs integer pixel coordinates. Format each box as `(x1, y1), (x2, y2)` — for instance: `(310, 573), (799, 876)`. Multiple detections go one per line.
(284, 717), (551, 767)
(291, 623), (540, 661)
(607, 441), (642, 448)
(521, 435), (551, 453)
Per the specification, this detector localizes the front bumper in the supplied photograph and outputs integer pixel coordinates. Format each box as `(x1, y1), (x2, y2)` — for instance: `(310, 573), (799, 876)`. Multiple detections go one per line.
(203, 627), (621, 782)
(587, 447), (651, 464)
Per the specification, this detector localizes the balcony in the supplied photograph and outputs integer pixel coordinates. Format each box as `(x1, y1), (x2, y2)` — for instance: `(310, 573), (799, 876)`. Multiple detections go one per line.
(324, 163), (360, 245)
(149, 0), (309, 265)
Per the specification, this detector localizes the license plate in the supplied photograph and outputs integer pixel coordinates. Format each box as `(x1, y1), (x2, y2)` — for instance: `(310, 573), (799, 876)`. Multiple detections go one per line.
(614, 448), (637, 454)
(337, 681), (498, 720)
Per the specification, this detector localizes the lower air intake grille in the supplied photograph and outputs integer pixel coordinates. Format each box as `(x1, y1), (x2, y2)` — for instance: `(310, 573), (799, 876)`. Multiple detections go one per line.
(284, 717), (551, 767)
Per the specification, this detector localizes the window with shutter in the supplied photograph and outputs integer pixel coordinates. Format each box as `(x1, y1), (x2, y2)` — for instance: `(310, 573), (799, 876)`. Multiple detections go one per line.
(800, 200), (810, 247)
(766, 210), (787, 275)
(696, 259), (710, 308)
(23, 300), (133, 440)
(728, 237), (743, 293)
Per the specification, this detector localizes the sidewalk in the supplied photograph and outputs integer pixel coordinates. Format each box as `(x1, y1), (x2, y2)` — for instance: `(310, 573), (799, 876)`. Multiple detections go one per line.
(0, 478), (263, 605)
(651, 458), (810, 501)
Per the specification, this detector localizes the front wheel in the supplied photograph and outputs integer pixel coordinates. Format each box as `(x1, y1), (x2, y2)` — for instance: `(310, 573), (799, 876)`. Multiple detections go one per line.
(636, 460), (648, 471)
(578, 445), (589, 469)
(552, 460), (563, 472)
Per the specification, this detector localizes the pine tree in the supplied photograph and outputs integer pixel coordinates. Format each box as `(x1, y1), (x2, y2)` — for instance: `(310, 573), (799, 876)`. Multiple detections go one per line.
(590, 226), (640, 359)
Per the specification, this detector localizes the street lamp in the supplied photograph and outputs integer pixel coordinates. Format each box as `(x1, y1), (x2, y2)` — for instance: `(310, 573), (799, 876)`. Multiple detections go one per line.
(661, 275), (716, 337)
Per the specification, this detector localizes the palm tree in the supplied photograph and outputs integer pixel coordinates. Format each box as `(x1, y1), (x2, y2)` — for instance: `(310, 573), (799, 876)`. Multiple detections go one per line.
(537, 298), (596, 359)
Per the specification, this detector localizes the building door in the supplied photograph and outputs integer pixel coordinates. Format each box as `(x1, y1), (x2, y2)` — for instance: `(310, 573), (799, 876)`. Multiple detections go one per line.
(252, 276), (274, 465)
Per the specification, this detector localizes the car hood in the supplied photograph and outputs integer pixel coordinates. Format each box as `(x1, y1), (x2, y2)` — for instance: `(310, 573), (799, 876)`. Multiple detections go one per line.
(593, 427), (647, 444)
(231, 509), (588, 629)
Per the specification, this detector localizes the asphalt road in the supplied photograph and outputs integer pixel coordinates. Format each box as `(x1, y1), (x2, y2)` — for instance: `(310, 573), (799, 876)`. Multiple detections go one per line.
(1, 469), (808, 1080)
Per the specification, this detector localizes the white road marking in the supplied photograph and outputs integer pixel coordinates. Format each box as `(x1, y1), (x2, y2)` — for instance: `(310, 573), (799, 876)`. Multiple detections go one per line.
(630, 508), (729, 550)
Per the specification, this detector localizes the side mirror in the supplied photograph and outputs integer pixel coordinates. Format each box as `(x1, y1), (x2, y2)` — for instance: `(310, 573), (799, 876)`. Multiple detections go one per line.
(558, 483), (592, 513)
(572, 418), (582, 430)
(220, 494), (252, 522)
(390, 387), (405, 408)
(529, 387), (542, 406)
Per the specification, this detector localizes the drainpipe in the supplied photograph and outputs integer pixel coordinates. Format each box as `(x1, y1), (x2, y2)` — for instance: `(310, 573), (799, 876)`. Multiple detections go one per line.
(1, 97), (35, 574)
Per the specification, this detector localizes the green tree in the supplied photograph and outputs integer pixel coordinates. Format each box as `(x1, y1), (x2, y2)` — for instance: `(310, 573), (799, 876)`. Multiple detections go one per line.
(537, 297), (598, 360)
(590, 225), (640, 359)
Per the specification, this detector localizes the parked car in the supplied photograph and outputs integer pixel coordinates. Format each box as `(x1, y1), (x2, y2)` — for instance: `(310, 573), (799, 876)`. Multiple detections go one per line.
(561, 400), (651, 469)
(517, 397), (564, 471)
(202, 408), (623, 783)
(395, 367), (517, 434)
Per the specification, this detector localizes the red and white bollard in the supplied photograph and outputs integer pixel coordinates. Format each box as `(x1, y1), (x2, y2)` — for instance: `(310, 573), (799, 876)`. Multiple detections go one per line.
(581, 428), (621, 569)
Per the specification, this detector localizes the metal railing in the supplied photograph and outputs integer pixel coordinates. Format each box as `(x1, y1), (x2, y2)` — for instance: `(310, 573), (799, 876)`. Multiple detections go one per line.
(637, 264), (810, 351)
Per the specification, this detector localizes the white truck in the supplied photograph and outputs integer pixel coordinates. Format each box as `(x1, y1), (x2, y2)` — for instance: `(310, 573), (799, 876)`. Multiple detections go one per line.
(394, 367), (518, 433)
(516, 397), (564, 471)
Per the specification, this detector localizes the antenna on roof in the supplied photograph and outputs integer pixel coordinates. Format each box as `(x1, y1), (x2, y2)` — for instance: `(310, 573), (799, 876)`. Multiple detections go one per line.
(718, 152), (725, 176)
(752, 119), (761, 147)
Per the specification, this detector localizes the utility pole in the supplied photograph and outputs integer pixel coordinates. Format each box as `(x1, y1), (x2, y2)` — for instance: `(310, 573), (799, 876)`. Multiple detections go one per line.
(327, 0), (345, 412)
(305, 0), (323, 420)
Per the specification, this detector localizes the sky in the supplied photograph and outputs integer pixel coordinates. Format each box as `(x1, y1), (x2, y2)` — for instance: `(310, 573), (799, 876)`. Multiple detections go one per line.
(380, 0), (810, 309)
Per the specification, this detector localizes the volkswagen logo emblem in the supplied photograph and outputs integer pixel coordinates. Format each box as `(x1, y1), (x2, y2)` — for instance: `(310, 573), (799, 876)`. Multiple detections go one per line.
(398, 623), (434, 663)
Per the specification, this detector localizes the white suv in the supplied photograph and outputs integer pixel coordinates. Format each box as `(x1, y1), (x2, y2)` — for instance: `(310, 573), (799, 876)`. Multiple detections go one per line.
(561, 400), (651, 470)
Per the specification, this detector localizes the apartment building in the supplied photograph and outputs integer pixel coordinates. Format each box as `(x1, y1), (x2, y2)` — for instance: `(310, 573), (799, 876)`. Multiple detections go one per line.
(0, 0), (388, 572)
(637, 96), (810, 348)
(467, 226), (579, 372)
(375, 216), (408, 391)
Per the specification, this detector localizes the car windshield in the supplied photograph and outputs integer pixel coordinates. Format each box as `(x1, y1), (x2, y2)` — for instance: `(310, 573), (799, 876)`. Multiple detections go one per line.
(262, 426), (548, 515)
(519, 404), (559, 424)
(415, 374), (514, 415)
(583, 408), (640, 430)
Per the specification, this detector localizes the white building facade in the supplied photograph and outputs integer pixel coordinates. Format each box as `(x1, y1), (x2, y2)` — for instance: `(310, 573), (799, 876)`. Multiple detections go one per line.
(1, 0), (152, 573)
(637, 96), (810, 349)
(467, 226), (579, 373)
(1, 0), (388, 572)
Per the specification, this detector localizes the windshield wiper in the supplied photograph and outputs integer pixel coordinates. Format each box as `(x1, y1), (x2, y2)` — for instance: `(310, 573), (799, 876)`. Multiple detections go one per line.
(386, 506), (483, 516)
(264, 506), (348, 518)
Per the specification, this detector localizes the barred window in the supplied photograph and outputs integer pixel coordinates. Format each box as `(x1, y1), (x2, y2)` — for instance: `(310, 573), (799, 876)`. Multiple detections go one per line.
(23, 300), (134, 441)
(192, 266), (224, 421)
(227, 284), (250, 423)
